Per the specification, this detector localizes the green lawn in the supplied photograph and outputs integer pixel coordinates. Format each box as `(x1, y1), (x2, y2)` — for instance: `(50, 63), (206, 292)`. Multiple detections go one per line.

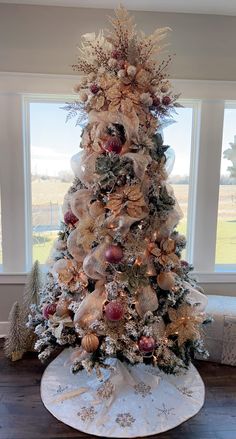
(216, 220), (236, 264)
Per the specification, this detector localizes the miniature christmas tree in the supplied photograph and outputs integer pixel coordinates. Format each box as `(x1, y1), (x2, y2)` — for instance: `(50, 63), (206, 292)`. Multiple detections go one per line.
(23, 260), (41, 309)
(23, 260), (42, 351)
(30, 6), (208, 374)
(4, 302), (27, 361)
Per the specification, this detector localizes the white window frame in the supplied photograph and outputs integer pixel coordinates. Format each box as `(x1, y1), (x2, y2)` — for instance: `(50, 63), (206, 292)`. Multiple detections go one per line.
(0, 72), (236, 286)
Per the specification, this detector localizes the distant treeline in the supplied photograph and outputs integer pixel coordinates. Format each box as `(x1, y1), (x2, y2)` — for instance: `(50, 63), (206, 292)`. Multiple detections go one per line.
(31, 173), (236, 185)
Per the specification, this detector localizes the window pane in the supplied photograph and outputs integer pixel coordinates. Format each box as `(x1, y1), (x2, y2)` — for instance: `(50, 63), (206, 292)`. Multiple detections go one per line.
(163, 107), (193, 243)
(215, 107), (236, 266)
(29, 102), (82, 264)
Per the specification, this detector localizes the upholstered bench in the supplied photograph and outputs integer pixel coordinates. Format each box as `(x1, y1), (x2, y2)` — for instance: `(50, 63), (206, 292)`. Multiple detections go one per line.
(202, 295), (236, 366)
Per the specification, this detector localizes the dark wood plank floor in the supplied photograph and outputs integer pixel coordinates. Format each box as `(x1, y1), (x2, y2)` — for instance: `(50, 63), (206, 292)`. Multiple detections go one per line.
(0, 340), (236, 439)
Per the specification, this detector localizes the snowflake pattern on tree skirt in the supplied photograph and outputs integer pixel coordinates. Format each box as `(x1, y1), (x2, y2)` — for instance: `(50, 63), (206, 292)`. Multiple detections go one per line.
(134, 381), (152, 398)
(115, 413), (136, 428)
(96, 380), (114, 400)
(77, 406), (98, 422)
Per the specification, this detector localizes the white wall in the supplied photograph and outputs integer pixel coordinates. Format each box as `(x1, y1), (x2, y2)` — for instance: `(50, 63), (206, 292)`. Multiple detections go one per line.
(0, 4), (236, 80)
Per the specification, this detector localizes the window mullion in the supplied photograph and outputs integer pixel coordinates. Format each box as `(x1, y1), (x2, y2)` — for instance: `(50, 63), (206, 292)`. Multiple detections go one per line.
(192, 100), (224, 272)
(0, 94), (27, 272)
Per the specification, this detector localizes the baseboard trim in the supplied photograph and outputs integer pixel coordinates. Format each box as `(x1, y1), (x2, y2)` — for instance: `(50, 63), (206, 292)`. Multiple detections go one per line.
(0, 321), (9, 337)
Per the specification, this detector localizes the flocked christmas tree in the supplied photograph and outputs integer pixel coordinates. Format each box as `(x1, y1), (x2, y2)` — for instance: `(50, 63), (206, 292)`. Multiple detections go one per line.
(29, 6), (208, 375)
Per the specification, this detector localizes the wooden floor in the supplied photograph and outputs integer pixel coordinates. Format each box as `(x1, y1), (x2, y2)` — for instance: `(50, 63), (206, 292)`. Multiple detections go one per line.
(0, 340), (236, 439)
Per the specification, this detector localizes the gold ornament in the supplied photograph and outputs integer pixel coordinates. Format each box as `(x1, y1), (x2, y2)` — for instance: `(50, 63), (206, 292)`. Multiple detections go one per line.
(106, 184), (147, 218)
(166, 304), (205, 346)
(157, 272), (176, 290)
(81, 333), (100, 353)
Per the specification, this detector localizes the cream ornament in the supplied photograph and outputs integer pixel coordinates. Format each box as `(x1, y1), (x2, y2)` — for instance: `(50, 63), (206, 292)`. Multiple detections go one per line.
(117, 69), (126, 79)
(157, 272), (176, 290)
(127, 65), (137, 77)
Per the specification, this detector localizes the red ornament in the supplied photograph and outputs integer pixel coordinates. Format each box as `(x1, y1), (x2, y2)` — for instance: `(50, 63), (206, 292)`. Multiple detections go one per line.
(104, 137), (122, 154)
(105, 301), (124, 321)
(111, 49), (122, 59)
(43, 303), (57, 319)
(138, 336), (155, 353)
(105, 245), (124, 263)
(162, 96), (171, 106)
(64, 210), (78, 226)
(181, 260), (189, 267)
(117, 59), (125, 70)
(90, 83), (99, 94)
(152, 96), (161, 107)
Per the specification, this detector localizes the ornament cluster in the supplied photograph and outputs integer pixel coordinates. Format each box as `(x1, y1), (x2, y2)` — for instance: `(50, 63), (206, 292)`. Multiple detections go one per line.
(29, 7), (208, 375)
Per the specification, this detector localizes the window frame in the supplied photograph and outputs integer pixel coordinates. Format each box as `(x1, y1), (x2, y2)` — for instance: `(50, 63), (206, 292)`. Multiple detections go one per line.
(0, 72), (236, 286)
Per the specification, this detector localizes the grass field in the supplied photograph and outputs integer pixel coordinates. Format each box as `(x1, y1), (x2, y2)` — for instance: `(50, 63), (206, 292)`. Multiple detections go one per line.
(30, 180), (236, 266)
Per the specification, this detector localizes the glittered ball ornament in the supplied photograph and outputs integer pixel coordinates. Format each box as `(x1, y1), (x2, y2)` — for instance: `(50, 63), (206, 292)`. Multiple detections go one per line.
(64, 210), (78, 226)
(43, 303), (57, 319)
(90, 83), (100, 94)
(105, 245), (124, 263)
(103, 137), (122, 154)
(81, 333), (99, 353)
(157, 272), (176, 290)
(162, 95), (171, 106)
(111, 49), (122, 59)
(152, 96), (161, 107)
(138, 336), (155, 353)
(161, 84), (169, 93)
(105, 300), (124, 321)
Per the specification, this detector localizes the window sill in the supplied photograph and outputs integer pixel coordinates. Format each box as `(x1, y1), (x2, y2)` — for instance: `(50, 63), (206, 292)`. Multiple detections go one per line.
(0, 271), (235, 284)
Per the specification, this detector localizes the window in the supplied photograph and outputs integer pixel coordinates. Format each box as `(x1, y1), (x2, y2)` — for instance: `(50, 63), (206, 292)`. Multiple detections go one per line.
(164, 106), (193, 239)
(28, 101), (82, 264)
(215, 105), (236, 268)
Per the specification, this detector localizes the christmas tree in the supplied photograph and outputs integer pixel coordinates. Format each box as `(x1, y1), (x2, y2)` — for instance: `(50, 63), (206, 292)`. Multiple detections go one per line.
(30, 6), (208, 374)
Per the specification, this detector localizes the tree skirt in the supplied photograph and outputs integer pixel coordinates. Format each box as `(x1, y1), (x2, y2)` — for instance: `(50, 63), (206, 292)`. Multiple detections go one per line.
(41, 348), (205, 438)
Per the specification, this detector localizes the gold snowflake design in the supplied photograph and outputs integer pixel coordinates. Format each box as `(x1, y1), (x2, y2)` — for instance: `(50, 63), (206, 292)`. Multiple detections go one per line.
(177, 386), (194, 397)
(96, 380), (114, 399)
(157, 403), (175, 419)
(134, 381), (152, 398)
(54, 385), (69, 395)
(77, 406), (97, 422)
(116, 412), (135, 428)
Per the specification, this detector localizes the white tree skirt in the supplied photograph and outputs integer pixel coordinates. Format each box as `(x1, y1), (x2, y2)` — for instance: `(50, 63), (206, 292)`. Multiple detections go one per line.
(41, 348), (205, 437)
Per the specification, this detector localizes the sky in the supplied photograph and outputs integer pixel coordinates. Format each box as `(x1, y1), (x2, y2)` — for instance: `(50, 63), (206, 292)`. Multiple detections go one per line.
(29, 102), (236, 178)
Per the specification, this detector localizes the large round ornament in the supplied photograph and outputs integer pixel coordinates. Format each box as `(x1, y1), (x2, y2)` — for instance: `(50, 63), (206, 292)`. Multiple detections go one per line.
(157, 272), (176, 290)
(138, 336), (155, 353)
(81, 334), (99, 353)
(43, 303), (57, 319)
(105, 245), (123, 264)
(104, 301), (124, 321)
(103, 137), (122, 154)
(64, 210), (78, 227)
